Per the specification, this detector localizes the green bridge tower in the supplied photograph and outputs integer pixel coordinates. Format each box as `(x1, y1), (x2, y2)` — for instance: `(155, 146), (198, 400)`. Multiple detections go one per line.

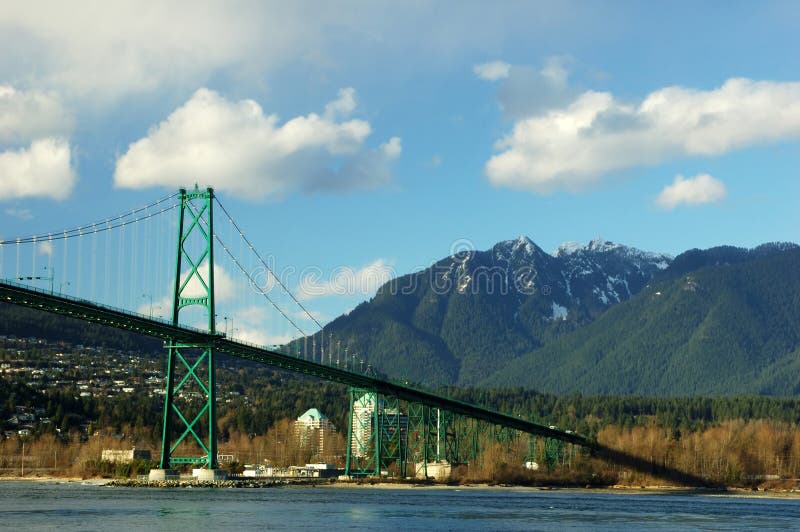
(149, 186), (226, 481)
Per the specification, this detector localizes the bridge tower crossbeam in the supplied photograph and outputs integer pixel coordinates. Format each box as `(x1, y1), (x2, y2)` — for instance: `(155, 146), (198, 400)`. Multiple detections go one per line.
(154, 186), (223, 478)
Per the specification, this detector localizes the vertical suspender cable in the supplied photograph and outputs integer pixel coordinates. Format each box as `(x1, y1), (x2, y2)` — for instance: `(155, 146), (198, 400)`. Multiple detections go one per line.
(47, 234), (53, 291)
(104, 220), (111, 304)
(91, 224), (97, 301)
(62, 231), (67, 293)
(76, 229), (82, 298)
(143, 206), (151, 315)
(129, 212), (136, 310)
(118, 221), (125, 308)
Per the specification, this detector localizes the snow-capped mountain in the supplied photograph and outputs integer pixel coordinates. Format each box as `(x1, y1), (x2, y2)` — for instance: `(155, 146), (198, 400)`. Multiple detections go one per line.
(444, 235), (673, 320)
(319, 235), (673, 386)
(312, 238), (799, 391)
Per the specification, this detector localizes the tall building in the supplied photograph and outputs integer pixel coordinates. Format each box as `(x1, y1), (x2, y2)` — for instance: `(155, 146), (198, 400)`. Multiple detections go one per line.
(350, 392), (407, 459)
(351, 393), (378, 458)
(294, 408), (336, 458)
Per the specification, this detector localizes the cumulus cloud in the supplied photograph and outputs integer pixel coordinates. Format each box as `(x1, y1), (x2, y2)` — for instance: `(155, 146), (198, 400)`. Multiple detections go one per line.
(473, 61), (511, 81)
(0, 85), (76, 201)
(0, 138), (76, 201)
(0, 2), (276, 101)
(0, 86), (73, 144)
(485, 78), (800, 193)
(4, 208), (32, 219)
(180, 264), (238, 303)
(324, 87), (357, 119)
(298, 258), (395, 301)
(656, 174), (727, 210)
(0, 2), (583, 102)
(478, 57), (574, 119)
(37, 241), (54, 257)
(293, 309), (328, 323)
(139, 264), (239, 317)
(113, 88), (400, 198)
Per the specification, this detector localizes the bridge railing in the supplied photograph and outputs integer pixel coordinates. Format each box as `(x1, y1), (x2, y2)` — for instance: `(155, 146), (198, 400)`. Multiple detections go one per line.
(1, 279), (590, 449)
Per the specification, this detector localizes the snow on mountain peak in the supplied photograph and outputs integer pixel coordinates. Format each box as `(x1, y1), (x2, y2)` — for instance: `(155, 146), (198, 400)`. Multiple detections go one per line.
(587, 237), (621, 253)
(555, 237), (619, 256)
(512, 235), (536, 255)
(495, 235), (540, 260)
(555, 241), (584, 256)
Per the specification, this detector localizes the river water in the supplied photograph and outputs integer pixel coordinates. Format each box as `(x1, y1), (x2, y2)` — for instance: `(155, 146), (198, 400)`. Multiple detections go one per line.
(1, 481), (799, 530)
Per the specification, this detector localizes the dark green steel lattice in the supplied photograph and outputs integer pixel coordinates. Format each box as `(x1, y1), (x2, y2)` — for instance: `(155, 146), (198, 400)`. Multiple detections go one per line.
(158, 186), (218, 469)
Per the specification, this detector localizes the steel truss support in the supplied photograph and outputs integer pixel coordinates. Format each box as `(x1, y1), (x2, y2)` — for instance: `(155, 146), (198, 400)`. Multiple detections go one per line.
(345, 388), (408, 477)
(440, 412), (484, 465)
(345, 388), (379, 476)
(492, 424), (518, 464)
(406, 403), (438, 478)
(378, 395), (408, 476)
(158, 186), (219, 469)
(525, 435), (568, 472)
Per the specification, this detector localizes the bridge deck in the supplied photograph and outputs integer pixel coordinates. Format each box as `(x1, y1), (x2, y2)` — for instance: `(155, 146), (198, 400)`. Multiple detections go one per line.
(0, 280), (588, 447)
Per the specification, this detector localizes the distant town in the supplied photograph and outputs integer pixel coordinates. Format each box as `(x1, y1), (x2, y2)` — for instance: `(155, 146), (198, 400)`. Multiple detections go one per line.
(0, 333), (355, 476)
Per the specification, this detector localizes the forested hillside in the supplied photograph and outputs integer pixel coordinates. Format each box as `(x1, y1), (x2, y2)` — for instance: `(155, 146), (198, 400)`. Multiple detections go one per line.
(485, 245), (800, 395)
(312, 236), (671, 386)
(311, 239), (800, 395)
(0, 302), (160, 353)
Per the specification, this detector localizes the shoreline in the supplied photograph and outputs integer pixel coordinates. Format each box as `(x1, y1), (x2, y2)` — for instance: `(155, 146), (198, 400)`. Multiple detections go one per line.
(3, 475), (800, 498)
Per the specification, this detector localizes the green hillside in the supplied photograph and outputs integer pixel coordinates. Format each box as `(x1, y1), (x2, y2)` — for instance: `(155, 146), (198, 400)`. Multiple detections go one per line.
(311, 237), (670, 386)
(484, 247), (800, 395)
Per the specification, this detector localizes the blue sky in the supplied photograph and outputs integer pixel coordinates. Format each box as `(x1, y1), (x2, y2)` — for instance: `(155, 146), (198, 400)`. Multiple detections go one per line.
(1, 1), (799, 340)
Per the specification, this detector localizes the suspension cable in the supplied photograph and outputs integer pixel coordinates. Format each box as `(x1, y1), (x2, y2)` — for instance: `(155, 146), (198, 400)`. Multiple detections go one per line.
(213, 196), (326, 332)
(184, 200), (308, 340)
(0, 191), (180, 245)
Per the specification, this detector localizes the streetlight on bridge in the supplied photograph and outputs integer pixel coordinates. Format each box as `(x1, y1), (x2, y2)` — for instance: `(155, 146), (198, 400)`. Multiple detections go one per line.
(142, 293), (153, 318)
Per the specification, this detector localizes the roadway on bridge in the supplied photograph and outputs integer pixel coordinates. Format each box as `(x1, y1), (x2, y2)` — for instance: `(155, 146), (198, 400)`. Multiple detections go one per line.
(0, 280), (587, 446)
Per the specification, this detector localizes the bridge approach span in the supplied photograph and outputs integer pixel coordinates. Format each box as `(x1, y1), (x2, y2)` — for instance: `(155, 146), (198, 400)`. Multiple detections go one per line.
(0, 280), (588, 447)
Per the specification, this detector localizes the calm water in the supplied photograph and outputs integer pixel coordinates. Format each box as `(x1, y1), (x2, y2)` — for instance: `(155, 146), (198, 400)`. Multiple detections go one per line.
(1, 482), (799, 530)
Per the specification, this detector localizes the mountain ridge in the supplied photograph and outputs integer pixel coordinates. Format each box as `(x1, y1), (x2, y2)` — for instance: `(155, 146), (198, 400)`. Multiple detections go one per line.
(483, 244), (800, 395)
(317, 235), (675, 387)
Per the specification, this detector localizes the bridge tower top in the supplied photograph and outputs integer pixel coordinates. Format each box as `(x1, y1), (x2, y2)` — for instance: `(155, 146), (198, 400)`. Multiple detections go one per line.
(172, 186), (215, 332)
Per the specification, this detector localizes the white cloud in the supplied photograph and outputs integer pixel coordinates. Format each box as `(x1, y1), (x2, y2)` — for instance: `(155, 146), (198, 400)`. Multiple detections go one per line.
(485, 78), (800, 193)
(473, 61), (511, 81)
(0, 2), (277, 101)
(113, 88), (400, 198)
(424, 154), (443, 168)
(293, 309), (328, 323)
(656, 174), (727, 210)
(324, 87), (357, 119)
(478, 57), (574, 119)
(259, 333), (297, 347)
(0, 3), (584, 103)
(4, 208), (32, 220)
(138, 264), (238, 317)
(540, 56), (569, 87)
(381, 136), (402, 158)
(0, 85), (77, 202)
(0, 86), (73, 144)
(299, 258), (396, 301)
(0, 138), (75, 200)
(179, 264), (238, 303)
(232, 306), (269, 328)
(37, 241), (54, 257)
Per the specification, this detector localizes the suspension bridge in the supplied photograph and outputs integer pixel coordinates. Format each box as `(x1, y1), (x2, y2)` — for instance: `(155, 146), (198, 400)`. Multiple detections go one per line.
(0, 186), (704, 484)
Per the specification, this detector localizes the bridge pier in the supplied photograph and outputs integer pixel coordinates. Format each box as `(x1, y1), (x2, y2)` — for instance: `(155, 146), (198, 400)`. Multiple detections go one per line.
(148, 469), (180, 481)
(195, 469), (228, 482)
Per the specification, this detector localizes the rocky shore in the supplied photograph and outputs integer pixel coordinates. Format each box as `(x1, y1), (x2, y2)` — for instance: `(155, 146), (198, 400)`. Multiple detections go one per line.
(105, 477), (336, 488)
